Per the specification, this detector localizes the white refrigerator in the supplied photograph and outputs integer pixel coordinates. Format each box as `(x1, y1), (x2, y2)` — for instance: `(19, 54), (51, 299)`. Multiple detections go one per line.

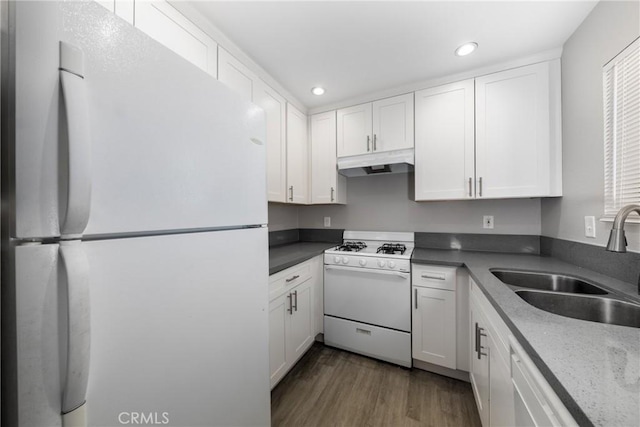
(4, 1), (271, 426)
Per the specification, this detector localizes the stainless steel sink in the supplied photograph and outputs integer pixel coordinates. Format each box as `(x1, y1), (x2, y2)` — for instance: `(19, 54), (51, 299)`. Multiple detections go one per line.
(491, 269), (608, 295)
(515, 290), (640, 328)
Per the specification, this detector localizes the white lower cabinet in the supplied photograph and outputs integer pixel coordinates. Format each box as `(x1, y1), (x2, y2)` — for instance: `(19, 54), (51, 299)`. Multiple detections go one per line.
(469, 278), (575, 427)
(268, 256), (321, 389)
(469, 293), (490, 427)
(411, 265), (457, 369)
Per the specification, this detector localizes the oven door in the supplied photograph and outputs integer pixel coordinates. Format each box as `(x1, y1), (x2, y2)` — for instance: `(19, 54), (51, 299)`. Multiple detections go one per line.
(324, 264), (411, 332)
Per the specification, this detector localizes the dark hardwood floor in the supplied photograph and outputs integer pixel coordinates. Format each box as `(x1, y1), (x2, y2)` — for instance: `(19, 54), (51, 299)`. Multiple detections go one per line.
(271, 343), (482, 427)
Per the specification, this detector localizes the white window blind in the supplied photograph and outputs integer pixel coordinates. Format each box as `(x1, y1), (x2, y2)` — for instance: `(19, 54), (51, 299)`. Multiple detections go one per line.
(603, 38), (640, 218)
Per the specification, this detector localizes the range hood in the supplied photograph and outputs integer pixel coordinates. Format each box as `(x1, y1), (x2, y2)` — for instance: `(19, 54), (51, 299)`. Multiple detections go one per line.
(337, 148), (414, 177)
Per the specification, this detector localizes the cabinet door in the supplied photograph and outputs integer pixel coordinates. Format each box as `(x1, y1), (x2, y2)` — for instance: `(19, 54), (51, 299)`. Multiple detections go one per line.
(415, 80), (475, 201)
(372, 93), (414, 153)
(254, 81), (287, 203)
(475, 62), (551, 198)
(412, 287), (457, 369)
(286, 104), (309, 204)
(337, 103), (372, 157)
(135, 0), (217, 77)
(269, 292), (290, 388)
(311, 111), (338, 203)
(489, 333), (516, 427)
(218, 47), (256, 102)
(288, 279), (315, 363)
(311, 256), (324, 335)
(470, 296), (490, 427)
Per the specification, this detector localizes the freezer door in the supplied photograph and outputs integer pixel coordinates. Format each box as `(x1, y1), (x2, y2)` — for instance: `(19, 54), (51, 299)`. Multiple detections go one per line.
(13, 1), (267, 240)
(12, 228), (270, 427)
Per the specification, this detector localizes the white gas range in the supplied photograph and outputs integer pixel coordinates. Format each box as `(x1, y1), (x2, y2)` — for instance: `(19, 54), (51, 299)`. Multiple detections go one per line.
(323, 231), (414, 367)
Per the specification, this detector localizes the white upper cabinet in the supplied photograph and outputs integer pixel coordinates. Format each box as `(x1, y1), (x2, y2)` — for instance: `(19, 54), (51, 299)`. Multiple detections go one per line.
(337, 103), (372, 157)
(475, 61), (561, 198)
(415, 80), (475, 201)
(286, 104), (309, 204)
(372, 93), (414, 153)
(311, 111), (346, 204)
(134, 0), (217, 78)
(337, 94), (414, 158)
(416, 60), (561, 201)
(254, 80), (287, 203)
(217, 47), (257, 102)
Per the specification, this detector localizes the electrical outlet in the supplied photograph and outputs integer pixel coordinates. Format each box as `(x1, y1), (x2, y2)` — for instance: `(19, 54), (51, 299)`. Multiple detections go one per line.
(483, 215), (494, 229)
(324, 217), (331, 227)
(585, 216), (596, 238)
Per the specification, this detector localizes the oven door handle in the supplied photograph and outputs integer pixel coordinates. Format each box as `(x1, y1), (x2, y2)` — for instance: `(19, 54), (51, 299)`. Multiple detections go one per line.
(324, 264), (409, 279)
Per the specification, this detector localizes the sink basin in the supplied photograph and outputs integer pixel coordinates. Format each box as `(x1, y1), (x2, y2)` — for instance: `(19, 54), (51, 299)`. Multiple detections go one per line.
(515, 290), (640, 328)
(491, 269), (608, 295)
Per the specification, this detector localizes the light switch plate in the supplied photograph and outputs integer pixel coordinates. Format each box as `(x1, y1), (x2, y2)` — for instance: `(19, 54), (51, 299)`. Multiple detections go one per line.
(324, 217), (331, 227)
(585, 216), (596, 238)
(483, 215), (494, 229)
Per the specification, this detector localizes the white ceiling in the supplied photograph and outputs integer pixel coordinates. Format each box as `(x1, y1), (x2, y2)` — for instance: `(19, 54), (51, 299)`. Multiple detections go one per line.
(190, 1), (598, 109)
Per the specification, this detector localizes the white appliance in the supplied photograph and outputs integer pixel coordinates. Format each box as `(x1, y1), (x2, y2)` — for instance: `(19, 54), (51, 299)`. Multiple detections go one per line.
(3, 2), (270, 426)
(323, 231), (415, 367)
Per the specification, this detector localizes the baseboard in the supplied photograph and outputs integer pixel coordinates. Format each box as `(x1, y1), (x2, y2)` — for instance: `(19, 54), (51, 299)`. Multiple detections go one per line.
(412, 359), (470, 383)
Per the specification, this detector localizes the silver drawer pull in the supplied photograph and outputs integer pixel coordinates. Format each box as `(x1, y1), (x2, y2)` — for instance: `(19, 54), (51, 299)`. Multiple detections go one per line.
(285, 274), (300, 283)
(356, 328), (371, 336)
(421, 273), (446, 280)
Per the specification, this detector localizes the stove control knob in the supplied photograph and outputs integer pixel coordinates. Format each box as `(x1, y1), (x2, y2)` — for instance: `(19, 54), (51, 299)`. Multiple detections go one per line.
(334, 256), (341, 264)
(359, 259), (367, 267)
(388, 261), (396, 269)
(377, 260), (386, 268)
(342, 257), (349, 264)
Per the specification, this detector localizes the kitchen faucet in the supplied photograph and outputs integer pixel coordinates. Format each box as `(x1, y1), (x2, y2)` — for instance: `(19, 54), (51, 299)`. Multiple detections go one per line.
(606, 204), (640, 294)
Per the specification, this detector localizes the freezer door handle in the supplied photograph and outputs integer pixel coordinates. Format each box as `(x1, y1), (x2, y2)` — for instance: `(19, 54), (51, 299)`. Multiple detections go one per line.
(59, 241), (91, 414)
(59, 42), (92, 238)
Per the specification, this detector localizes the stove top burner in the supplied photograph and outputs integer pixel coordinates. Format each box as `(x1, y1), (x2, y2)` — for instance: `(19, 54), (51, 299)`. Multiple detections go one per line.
(336, 241), (367, 252)
(376, 243), (407, 255)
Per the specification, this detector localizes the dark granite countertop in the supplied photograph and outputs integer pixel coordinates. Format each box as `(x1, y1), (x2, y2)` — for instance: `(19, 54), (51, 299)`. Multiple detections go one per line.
(412, 248), (640, 427)
(268, 242), (336, 275)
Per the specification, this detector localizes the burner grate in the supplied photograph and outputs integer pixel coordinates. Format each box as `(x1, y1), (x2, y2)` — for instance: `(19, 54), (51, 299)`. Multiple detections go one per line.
(376, 243), (407, 255)
(336, 241), (367, 252)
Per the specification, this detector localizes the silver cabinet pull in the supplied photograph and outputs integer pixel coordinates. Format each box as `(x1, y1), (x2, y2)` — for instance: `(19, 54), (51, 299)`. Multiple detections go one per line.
(293, 290), (298, 312)
(331, 187), (335, 202)
(373, 134), (377, 151)
(421, 273), (446, 280)
(478, 177), (483, 197)
(468, 177), (473, 197)
(476, 323), (487, 359)
(287, 293), (293, 314)
(285, 274), (300, 283)
(356, 328), (371, 335)
(474, 323), (480, 353)
(289, 185), (293, 201)
(414, 288), (418, 309)
(366, 135), (371, 152)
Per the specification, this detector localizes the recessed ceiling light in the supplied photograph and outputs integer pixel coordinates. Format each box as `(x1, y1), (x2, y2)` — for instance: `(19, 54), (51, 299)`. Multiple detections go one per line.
(455, 42), (478, 57)
(311, 87), (325, 96)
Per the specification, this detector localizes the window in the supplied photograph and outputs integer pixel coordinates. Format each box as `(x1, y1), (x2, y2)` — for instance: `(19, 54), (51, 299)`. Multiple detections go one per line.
(603, 38), (640, 218)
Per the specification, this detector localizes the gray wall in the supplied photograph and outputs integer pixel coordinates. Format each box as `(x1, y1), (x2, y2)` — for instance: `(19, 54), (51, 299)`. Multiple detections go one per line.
(298, 173), (541, 235)
(541, 0), (640, 252)
(268, 203), (299, 231)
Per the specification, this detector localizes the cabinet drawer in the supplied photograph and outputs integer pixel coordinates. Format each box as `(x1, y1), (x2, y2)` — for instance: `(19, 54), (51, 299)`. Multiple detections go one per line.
(269, 262), (312, 300)
(412, 264), (457, 291)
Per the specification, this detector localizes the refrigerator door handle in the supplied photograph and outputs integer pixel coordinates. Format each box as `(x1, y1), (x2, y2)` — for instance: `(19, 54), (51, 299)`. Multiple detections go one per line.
(59, 241), (91, 415)
(59, 41), (92, 238)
